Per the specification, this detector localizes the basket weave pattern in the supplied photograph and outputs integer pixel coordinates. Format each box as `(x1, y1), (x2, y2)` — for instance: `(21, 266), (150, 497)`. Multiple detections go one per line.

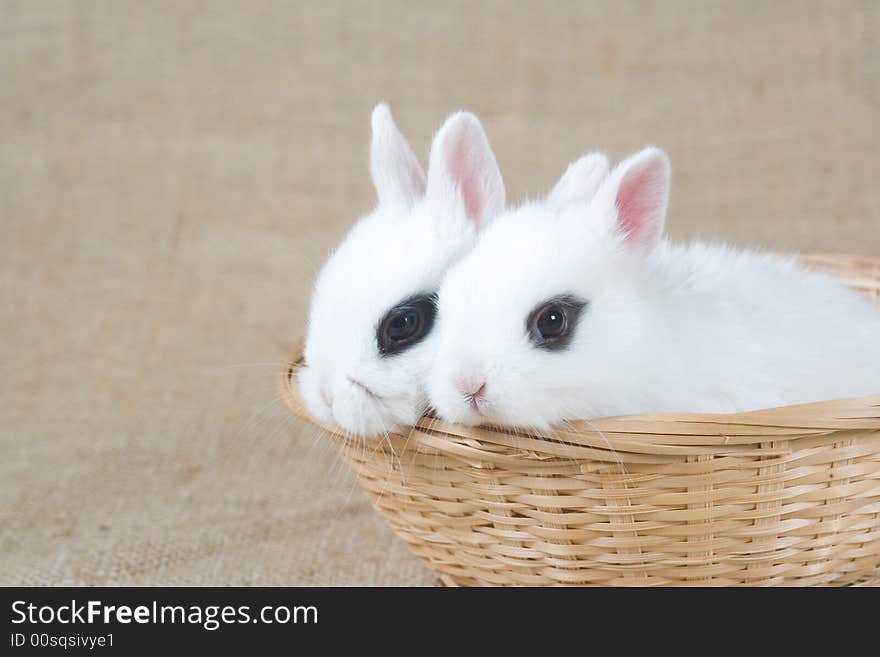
(282, 255), (880, 586)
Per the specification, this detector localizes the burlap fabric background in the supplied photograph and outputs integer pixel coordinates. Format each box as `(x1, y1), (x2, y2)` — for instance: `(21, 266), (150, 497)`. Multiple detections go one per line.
(2, 1), (878, 586)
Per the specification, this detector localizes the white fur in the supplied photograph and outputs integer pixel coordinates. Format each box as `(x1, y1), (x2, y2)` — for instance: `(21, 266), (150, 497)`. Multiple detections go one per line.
(299, 105), (505, 437)
(546, 152), (609, 209)
(429, 147), (880, 429)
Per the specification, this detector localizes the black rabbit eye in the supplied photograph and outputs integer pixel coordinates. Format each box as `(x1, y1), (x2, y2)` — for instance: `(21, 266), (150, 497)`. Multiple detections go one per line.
(377, 293), (438, 356)
(536, 306), (566, 339)
(527, 295), (588, 350)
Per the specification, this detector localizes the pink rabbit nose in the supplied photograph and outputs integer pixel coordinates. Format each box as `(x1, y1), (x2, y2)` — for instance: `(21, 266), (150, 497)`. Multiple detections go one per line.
(458, 377), (487, 412)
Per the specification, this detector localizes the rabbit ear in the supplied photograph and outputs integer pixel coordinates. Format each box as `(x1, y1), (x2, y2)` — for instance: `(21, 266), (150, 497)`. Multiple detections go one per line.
(597, 147), (670, 253)
(546, 152), (610, 208)
(369, 104), (426, 208)
(425, 111), (505, 228)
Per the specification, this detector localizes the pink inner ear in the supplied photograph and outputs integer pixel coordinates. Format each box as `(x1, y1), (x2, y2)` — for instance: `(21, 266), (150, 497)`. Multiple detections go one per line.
(615, 160), (664, 250)
(445, 133), (483, 223)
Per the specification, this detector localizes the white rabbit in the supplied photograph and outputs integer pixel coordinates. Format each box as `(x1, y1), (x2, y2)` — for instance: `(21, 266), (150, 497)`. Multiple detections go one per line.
(428, 147), (880, 429)
(298, 104), (505, 437)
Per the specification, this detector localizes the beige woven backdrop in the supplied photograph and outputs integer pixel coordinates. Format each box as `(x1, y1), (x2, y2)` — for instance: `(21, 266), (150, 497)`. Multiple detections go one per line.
(1, 0), (878, 586)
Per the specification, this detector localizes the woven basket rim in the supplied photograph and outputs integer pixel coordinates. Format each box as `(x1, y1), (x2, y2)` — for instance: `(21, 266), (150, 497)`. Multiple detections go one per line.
(280, 253), (880, 460)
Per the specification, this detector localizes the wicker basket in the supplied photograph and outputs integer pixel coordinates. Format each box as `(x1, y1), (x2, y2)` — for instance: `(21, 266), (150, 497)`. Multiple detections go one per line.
(280, 254), (880, 586)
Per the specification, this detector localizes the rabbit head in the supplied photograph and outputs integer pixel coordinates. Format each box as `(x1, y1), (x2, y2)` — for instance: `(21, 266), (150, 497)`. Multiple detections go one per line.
(299, 105), (505, 437)
(428, 148), (671, 429)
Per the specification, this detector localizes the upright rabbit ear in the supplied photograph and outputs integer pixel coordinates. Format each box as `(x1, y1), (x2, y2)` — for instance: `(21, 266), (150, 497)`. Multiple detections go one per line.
(546, 152), (610, 208)
(425, 112), (505, 228)
(370, 104), (426, 208)
(596, 147), (670, 253)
